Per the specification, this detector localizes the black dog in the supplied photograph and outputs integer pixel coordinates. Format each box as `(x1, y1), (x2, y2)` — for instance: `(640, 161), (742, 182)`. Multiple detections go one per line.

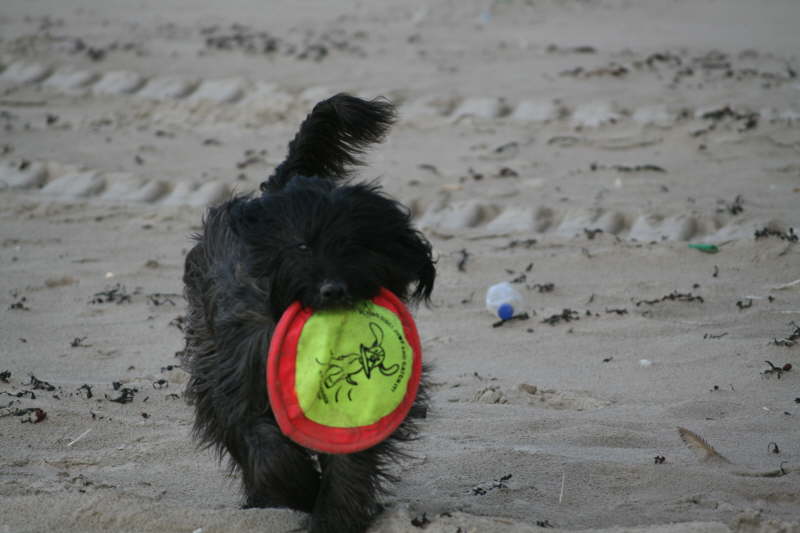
(182, 94), (435, 533)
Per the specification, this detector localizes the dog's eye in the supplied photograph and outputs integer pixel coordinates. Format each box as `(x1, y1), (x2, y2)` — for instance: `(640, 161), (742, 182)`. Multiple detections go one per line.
(297, 243), (310, 252)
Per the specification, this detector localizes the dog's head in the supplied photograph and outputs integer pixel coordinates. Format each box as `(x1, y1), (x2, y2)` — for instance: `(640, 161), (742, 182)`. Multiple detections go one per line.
(229, 178), (435, 317)
(227, 94), (434, 316)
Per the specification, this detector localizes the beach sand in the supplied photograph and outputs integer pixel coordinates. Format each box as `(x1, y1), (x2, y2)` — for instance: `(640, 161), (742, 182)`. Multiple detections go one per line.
(1, 1), (798, 531)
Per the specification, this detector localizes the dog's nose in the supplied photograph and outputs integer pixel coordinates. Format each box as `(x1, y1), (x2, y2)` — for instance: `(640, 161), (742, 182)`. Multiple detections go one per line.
(319, 280), (347, 303)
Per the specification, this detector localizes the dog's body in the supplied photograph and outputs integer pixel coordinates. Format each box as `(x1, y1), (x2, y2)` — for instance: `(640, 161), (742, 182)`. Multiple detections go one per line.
(182, 95), (435, 533)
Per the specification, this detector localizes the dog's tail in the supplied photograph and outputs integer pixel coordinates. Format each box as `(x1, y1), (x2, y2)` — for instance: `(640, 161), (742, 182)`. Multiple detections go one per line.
(261, 93), (396, 192)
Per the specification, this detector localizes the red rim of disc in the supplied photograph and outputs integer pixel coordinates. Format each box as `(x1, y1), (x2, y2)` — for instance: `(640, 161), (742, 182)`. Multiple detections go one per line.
(267, 288), (422, 454)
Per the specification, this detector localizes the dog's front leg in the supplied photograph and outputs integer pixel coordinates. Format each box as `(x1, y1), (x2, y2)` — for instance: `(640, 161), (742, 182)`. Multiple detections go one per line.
(311, 444), (391, 533)
(228, 418), (321, 513)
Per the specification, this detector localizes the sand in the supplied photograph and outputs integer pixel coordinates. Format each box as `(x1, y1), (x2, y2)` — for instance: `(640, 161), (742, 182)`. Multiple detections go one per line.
(1, 0), (799, 532)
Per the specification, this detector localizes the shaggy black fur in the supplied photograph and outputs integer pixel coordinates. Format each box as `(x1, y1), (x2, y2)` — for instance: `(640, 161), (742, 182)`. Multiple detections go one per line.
(182, 94), (435, 533)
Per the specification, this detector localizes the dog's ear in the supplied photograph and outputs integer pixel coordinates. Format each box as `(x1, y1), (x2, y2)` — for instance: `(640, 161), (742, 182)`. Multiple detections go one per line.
(391, 221), (436, 305)
(336, 183), (436, 305)
(413, 251), (436, 304)
(262, 94), (396, 193)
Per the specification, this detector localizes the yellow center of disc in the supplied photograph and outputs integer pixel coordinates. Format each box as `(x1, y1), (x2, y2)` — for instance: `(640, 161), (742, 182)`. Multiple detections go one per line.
(295, 300), (412, 428)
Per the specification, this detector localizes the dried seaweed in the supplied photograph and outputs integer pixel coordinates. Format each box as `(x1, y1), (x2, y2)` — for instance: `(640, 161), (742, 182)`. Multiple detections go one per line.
(105, 387), (137, 404)
(26, 374), (55, 391)
(772, 322), (800, 347)
(470, 474), (512, 495)
(90, 284), (135, 304)
(635, 291), (704, 306)
(754, 227), (797, 242)
(542, 309), (580, 325)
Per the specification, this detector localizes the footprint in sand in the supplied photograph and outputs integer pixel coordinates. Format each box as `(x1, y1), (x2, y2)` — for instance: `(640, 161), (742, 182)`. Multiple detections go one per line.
(416, 195), (499, 236)
(137, 76), (199, 100)
(0, 158), (229, 207)
(472, 383), (612, 411)
(510, 100), (560, 123)
(40, 171), (107, 198)
(42, 67), (99, 92)
(571, 101), (622, 128)
(3, 59), (799, 135)
(92, 71), (147, 95)
(0, 61), (52, 84)
(450, 97), (509, 122)
(555, 207), (627, 238)
(627, 213), (700, 242)
(187, 78), (248, 104)
(0, 160), (48, 190)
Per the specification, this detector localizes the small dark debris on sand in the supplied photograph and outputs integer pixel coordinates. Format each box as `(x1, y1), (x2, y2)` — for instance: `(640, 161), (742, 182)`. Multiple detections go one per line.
(497, 239), (537, 250)
(492, 313), (530, 328)
(236, 149), (268, 169)
(457, 249), (469, 272)
(701, 106), (759, 132)
(90, 284), (136, 305)
(635, 291), (704, 306)
(147, 292), (181, 306)
(471, 474), (512, 495)
(4, 407), (48, 424)
(547, 44), (596, 54)
(106, 387), (137, 404)
(77, 384), (93, 399)
(772, 322), (800, 347)
(763, 361), (792, 379)
(418, 163), (440, 175)
(0, 370), (10, 383)
(542, 309), (580, 325)
(561, 63), (629, 78)
(584, 228), (603, 239)
(201, 24), (364, 62)
(589, 162), (666, 173)
(496, 166), (519, 178)
(510, 273), (527, 284)
(530, 282), (555, 293)
(9, 294), (30, 311)
(411, 513), (431, 528)
(1, 405), (47, 424)
(721, 195), (744, 216)
(70, 336), (90, 348)
(1, 390), (36, 400)
(754, 227), (797, 242)
(26, 374), (56, 392)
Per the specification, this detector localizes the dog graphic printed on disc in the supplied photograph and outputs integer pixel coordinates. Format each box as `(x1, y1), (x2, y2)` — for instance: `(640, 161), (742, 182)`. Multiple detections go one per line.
(267, 288), (422, 454)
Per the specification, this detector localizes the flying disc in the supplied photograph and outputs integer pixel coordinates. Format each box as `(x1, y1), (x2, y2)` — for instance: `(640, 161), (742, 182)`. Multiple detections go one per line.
(267, 288), (422, 454)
